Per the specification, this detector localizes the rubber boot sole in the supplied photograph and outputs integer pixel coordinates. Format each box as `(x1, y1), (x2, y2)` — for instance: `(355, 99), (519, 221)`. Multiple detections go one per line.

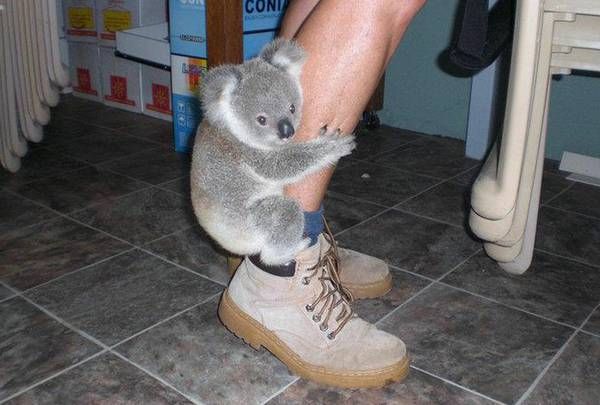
(344, 273), (393, 300)
(218, 289), (410, 388)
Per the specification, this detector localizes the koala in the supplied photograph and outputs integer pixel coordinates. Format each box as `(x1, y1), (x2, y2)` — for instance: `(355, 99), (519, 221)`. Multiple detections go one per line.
(190, 38), (355, 265)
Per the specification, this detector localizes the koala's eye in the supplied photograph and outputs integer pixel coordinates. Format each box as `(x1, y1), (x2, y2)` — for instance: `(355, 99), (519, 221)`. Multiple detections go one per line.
(289, 104), (296, 114)
(256, 115), (267, 126)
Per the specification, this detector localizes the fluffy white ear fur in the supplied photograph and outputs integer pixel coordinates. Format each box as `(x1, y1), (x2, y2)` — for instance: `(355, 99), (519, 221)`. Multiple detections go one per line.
(201, 65), (241, 127)
(259, 38), (306, 81)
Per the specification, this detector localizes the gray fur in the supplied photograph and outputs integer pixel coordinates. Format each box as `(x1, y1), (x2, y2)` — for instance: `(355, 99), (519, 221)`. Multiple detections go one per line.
(190, 39), (355, 265)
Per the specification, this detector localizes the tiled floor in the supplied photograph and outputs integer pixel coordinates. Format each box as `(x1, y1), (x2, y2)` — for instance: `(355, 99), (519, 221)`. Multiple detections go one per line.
(1, 95), (599, 404)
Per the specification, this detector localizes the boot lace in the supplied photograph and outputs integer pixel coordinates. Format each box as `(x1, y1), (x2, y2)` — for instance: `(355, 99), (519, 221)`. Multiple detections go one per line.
(302, 219), (355, 340)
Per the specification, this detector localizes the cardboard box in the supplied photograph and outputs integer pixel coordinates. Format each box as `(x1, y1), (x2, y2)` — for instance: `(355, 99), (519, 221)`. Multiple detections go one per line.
(141, 65), (172, 121)
(68, 42), (102, 101)
(63, 0), (97, 43)
(100, 47), (141, 112)
(169, 0), (285, 59)
(170, 54), (207, 151)
(169, 0), (207, 58)
(97, 0), (167, 47)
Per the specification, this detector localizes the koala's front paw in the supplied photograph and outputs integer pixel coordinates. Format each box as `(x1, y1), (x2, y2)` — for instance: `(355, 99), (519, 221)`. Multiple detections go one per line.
(319, 132), (356, 160)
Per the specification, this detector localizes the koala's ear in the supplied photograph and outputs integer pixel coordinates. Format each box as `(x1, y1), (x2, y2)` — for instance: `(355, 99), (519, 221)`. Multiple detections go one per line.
(201, 65), (242, 125)
(259, 38), (306, 80)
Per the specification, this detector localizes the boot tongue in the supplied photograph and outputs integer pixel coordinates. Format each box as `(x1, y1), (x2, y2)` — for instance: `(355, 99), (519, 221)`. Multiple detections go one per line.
(295, 240), (322, 269)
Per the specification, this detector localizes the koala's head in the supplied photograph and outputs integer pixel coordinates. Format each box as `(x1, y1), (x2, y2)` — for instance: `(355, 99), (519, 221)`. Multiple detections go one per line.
(201, 38), (305, 149)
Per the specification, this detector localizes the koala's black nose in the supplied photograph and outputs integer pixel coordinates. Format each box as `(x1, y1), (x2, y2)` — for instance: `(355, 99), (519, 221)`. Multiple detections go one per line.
(277, 118), (295, 139)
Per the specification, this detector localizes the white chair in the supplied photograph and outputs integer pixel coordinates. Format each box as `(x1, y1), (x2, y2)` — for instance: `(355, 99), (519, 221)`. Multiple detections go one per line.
(469, 0), (600, 273)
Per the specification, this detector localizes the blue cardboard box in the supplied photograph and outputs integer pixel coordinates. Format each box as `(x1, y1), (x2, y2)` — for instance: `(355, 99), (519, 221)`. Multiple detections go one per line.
(169, 0), (288, 152)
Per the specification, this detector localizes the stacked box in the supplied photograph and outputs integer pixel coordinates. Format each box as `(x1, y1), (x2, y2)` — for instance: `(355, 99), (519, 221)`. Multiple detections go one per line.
(63, 0), (97, 43)
(68, 42), (102, 101)
(169, 0), (288, 152)
(99, 47), (141, 112)
(96, 0), (167, 47)
(141, 64), (172, 121)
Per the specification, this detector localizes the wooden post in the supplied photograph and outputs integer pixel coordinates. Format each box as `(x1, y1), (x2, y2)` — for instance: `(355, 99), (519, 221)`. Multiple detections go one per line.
(205, 0), (243, 67)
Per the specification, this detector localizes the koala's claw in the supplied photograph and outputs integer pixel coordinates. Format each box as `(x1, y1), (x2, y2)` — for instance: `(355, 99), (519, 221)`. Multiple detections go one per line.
(318, 132), (356, 160)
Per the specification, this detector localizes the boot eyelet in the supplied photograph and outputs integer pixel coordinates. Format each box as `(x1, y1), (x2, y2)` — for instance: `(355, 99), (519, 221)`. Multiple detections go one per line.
(327, 332), (336, 340)
(302, 277), (310, 285)
(305, 304), (313, 312)
(312, 314), (321, 322)
(319, 324), (328, 332)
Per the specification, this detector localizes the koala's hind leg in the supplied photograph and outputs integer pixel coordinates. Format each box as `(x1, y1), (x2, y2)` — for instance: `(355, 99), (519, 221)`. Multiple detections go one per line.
(249, 196), (310, 265)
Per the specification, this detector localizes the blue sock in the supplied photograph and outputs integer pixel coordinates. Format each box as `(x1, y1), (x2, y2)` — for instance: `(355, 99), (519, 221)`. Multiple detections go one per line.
(303, 205), (324, 246)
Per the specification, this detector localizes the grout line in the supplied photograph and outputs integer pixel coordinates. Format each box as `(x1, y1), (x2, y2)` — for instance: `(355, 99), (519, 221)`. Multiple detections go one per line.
(534, 248), (600, 270)
(387, 264), (438, 283)
(260, 377), (300, 405)
(435, 280), (578, 330)
(515, 301), (600, 405)
(410, 365), (507, 405)
(375, 282), (436, 327)
(109, 351), (202, 405)
(110, 291), (222, 350)
(375, 249), (482, 326)
(331, 167), (467, 238)
(137, 246), (228, 287)
(0, 350), (108, 404)
(391, 206), (465, 229)
(22, 248), (137, 294)
(5, 185), (225, 291)
(333, 207), (395, 237)
(539, 204), (600, 223)
(17, 293), (111, 350)
(542, 181), (575, 205)
(579, 328), (600, 339)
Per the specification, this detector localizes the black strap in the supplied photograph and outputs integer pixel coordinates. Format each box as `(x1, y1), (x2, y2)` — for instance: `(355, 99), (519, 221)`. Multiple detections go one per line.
(248, 255), (296, 277)
(450, 0), (515, 73)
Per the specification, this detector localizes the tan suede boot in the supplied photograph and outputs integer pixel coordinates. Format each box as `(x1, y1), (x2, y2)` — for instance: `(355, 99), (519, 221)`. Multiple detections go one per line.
(218, 240), (409, 388)
(227, 231), (393, 300)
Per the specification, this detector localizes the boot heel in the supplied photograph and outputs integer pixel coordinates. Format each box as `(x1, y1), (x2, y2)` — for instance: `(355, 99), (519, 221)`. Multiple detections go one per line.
(218, 290), (263, 350)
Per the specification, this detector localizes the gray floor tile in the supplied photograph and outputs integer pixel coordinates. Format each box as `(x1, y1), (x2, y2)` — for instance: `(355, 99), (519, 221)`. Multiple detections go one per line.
(524, 332), (600, 405)
(144, 226), (229, 285)
(337, 210), (480, 278)
(584, 309), (600, 336)
(67, 106), (146, 130)
(14, 166), (148, 214)
(546, 182), (600, 219)
(540, 172), (572, 204)
(379, 284), (573, 404)
(8, 353), (193, 405)
(397, 180), (470, 227)
(0, 297), (100, 401)
(119, 118), (174, 146)
(99, 147), (190, 185)
(158, 176), (190, 196)
(0, 148), (88, 189)
(353, 268), (431, 323)
(0, 217), (129, 291)
(70, 188), (196, 245)
(0, 191), (58, 233)
(452, 165), (482, 186)
(0, 284), (15, 301)
(443, 251), (600, 326)
(370, 137), (479, 179)
(47, 129), (157, 164)
(324, 192), (388, 234)
(536, 207), (600, 267)
(51, 94), (104, 117)
(115, 296), (295, 405)
(351, 125), (422, 160)
(42, 117), (110, 145)
(27, 250), (222, 345)
(268, 368), (495, 405)
(329, 161), (439, 207)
